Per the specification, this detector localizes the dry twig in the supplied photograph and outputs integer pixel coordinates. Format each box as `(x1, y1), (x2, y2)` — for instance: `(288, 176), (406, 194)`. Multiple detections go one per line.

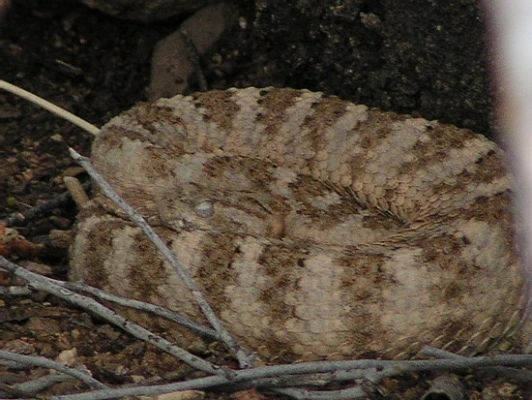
(0, 349), (106, 390)
(49, 354), (532, 400)
(0, 255), (222, 375)
(422, 345), (532, 382)
(11, 373), (71, 396)
(0, 80), (99, 135)
(63, 281), (219, 340)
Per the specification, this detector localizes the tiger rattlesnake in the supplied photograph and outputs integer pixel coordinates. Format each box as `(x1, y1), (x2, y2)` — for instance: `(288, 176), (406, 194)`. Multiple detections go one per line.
(70, 87), (531, 362)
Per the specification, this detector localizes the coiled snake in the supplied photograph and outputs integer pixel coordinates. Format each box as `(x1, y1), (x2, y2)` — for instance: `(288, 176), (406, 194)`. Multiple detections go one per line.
(70, 87), (531, 361)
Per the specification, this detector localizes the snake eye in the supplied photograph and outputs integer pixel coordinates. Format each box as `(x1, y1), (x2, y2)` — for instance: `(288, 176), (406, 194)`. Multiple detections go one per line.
(194, 200), (214, 218)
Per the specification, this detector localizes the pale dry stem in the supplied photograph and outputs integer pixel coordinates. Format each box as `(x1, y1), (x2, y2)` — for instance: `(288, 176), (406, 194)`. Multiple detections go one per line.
(0, 80), (99, 135)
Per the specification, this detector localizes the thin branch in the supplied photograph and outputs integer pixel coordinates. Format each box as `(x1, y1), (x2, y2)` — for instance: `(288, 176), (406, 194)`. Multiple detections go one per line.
(421, 346), (532, 382)
(0, 380), (30, 398)
(0, 255), (223, 375)
(68, 147), (255, 368)
(0, 80), (99, 136)
(64, 281), (219, 340)
(12, 373), (70, 395)
(51, 354), (532, 400)
(0, 359), (28, 369)
(0, 350), (106, 390)
(218, 367), (394, 391)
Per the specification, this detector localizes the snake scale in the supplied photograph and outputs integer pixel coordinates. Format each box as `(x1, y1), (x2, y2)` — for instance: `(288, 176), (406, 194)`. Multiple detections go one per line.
(69, 87), (531, 362)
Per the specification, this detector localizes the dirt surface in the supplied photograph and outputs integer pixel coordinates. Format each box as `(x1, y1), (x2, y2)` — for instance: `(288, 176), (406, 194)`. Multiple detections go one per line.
(0, 0), (528, 399)
(206, 0), (493, 135)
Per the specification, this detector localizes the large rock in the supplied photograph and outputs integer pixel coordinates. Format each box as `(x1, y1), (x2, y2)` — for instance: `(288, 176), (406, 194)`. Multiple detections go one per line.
(149, 2), (237, 99)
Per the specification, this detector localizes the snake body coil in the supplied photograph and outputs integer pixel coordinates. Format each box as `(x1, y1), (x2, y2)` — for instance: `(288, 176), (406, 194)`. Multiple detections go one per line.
(70, 88), (530, 361)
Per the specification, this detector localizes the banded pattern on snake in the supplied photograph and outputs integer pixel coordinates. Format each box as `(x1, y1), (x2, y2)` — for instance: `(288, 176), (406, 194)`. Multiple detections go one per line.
(70, 87), (530, 361)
